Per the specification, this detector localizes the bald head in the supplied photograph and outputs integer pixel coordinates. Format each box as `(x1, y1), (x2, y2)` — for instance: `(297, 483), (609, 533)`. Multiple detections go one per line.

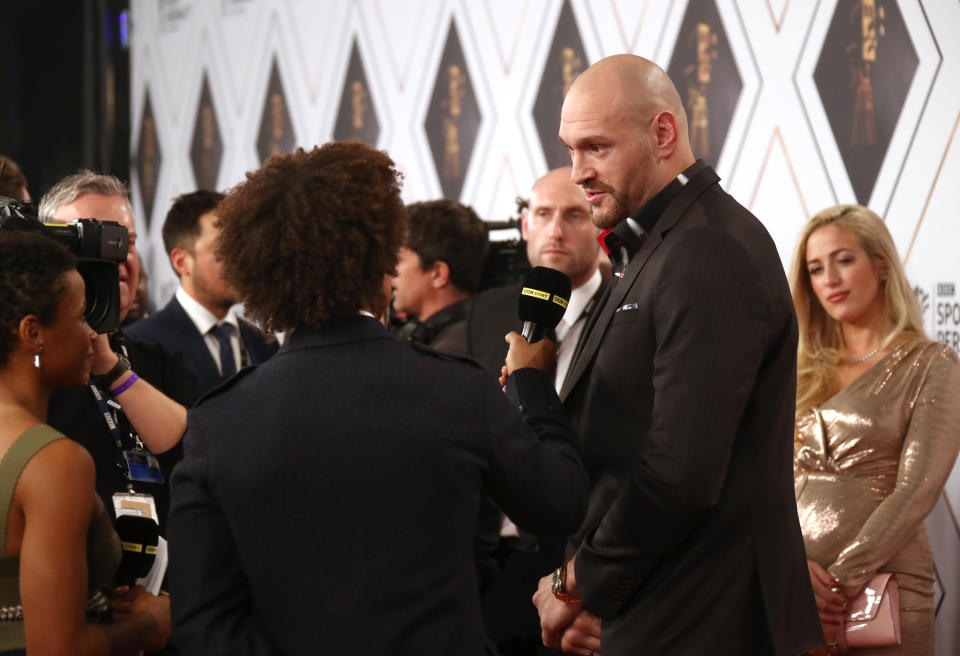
(531, 167), (577, 198)
(569, 55), (688, 134)
(559, 55), (695, 229)
(523, 166), (599, 288)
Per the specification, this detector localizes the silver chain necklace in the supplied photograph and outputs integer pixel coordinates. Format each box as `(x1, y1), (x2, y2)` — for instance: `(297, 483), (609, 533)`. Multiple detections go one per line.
(839, 346), (882, 364)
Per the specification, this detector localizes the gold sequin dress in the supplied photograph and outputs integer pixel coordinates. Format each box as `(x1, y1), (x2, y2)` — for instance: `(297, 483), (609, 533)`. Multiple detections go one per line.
(795, 340), (960, 655)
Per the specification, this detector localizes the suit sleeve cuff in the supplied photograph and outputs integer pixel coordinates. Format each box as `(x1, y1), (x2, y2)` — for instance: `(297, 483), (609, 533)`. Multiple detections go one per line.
(504, 368), (565, 418)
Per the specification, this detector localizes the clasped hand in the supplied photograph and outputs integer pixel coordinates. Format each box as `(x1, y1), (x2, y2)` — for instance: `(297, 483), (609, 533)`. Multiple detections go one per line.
(532, 573), (601, 655)
(806, 560), (851, 654)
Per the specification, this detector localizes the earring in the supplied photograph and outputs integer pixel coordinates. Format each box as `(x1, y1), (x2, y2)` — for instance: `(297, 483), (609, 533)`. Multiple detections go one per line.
(33, 345), (43, 369)
(880, 272), (888, 283)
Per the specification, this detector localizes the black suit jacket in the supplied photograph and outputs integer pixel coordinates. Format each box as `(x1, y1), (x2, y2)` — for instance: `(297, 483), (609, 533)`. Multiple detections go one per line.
(126, 295), (277, 394)
(467, 282), (523, 375)
(561, 166), (821, 655)
(47, 332), (199, 536)
(167, 316), (588, 655)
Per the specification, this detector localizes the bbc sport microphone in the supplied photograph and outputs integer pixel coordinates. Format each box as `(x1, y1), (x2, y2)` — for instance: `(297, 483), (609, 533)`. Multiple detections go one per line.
(115, 515), (159, 586)
(517, 266), (572, 343)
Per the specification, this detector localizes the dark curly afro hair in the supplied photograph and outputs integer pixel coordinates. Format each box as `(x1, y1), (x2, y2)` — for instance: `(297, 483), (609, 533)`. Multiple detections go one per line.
(0, 229), (76, 365)
(215, 141), (406, 333)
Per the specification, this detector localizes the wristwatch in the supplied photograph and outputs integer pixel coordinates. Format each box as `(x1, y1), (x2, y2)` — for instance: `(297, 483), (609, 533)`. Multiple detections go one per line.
(552, 563), (582, 605)
(91, 352), (131, 392)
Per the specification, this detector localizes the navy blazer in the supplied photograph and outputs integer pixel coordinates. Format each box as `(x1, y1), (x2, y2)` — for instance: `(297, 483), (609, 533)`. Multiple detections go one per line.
(126, 295), (277, 394)
(167, 316), (588, 655)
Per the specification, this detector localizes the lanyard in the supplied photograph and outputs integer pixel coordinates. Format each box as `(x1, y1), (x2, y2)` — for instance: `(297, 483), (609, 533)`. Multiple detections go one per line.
(87, 345), (145, 492)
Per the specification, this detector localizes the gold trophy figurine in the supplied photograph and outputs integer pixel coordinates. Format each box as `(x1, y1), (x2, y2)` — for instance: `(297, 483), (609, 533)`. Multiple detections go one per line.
(850, 0), (885, 147)
(685, 23), (717, 159)
(442, 65), (466, 180)
(351, 80), (367, 133)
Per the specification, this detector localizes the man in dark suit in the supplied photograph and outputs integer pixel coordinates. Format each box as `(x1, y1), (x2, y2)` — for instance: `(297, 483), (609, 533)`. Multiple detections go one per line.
(390, 199), (488, 355)
(126, 190), (276, 393)
(469, 167), (607, 656)
(505, 55), (822, 655)
(167, 142), (589, 655)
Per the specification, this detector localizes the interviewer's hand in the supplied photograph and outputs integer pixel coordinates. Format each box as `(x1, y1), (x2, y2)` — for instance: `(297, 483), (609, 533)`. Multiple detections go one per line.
(109, 585), (134, 615)
(130, 586), (171, 653)
(500, 331), (556, 385)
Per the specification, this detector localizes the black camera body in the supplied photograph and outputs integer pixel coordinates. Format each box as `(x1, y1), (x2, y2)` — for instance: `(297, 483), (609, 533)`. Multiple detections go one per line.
(0, 196), (129, 333)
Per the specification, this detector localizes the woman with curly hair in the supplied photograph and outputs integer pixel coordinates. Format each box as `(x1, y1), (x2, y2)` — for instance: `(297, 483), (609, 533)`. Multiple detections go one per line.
(790, 205), (960, 655)
(167, 142), (587, 655)
(0, 228), (169, 655)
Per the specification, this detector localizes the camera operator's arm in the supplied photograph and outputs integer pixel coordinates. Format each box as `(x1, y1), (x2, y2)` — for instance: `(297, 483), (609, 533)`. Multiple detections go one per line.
(92, 335), (187, 454)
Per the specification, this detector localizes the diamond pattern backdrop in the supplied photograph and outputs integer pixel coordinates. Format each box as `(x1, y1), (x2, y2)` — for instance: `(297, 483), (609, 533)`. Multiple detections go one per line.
(130, 4), (960, 652)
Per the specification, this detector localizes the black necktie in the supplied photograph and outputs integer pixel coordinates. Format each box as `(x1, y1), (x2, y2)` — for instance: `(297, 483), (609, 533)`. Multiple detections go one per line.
(210, 323), (236, 378)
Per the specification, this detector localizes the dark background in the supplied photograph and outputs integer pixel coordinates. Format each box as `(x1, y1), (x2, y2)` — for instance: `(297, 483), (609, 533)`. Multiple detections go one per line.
(0, 0), (130, 200)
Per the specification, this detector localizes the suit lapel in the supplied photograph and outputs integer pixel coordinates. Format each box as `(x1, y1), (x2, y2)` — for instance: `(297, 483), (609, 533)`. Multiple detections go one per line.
(560, 232), (663, 400)
(168, 297), (221, 386)
(559, 166), (720, 401)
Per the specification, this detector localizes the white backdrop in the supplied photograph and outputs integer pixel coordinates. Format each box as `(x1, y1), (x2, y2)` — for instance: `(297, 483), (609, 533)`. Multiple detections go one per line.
(130, 1), (960, 651)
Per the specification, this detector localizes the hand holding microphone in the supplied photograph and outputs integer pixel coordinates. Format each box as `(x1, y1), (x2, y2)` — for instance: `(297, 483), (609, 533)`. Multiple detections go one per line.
(115, 514), (160, 586)
(501, 267), (571, 385)
(111, 515), (171, 651)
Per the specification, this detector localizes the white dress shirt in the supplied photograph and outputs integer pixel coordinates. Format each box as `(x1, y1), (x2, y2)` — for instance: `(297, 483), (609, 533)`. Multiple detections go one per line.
(553, 268), (602, 392)
(176, 286), (242, 375)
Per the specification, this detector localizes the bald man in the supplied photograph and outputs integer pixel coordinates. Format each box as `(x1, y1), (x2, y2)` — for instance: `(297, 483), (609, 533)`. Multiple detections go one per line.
(468, 167), (605, 388)
(505, 55), (821, 655)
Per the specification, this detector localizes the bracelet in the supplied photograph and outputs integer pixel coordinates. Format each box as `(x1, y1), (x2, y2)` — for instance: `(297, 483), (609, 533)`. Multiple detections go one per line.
(111, 372), (139, 397)
(91, 353), (131, 390)
(551, 563), (582, 605)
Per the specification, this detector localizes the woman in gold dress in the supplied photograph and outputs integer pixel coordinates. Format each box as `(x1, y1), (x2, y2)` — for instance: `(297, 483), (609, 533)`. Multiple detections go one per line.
(790, 205), (960, 655)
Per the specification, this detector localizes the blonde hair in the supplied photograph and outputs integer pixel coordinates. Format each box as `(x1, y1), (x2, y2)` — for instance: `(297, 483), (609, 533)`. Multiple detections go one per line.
(789, 204), (925, 414)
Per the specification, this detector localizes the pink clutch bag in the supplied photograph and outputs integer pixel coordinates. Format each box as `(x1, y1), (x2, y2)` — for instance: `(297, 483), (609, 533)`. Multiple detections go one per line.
(845, 573), (902, 647)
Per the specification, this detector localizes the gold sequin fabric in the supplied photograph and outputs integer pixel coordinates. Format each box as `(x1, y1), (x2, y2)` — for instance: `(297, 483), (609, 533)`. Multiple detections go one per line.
(795, 340), (960, 654)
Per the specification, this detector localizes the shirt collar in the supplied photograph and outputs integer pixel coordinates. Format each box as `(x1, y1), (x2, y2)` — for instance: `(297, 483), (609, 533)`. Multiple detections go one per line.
(409, 298), (471, 345)
(176, 286), (239, 335)
(561, 269), (602, 328)
(598, 159), (707, 264)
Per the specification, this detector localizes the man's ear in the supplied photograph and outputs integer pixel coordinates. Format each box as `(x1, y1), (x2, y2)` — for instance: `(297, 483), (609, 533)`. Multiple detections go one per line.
(520, 208), (531, 241)
(170, 248), (191, 278)
(432, 260), (451, 289)
(651, 111), (680, 160)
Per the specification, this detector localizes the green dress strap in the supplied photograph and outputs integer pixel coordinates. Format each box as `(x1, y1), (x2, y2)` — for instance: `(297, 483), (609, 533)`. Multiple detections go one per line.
(0, 424), (65, 558)
(0, 424), (65, 652)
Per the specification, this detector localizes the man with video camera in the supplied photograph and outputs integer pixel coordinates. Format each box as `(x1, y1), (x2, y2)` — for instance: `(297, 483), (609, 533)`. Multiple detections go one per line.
(38, 171), (198, 540)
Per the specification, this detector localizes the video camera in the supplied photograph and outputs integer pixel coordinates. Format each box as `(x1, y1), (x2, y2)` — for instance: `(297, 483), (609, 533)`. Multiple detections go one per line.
(478, 195), (532, 291)
(0, 196), (129, 333)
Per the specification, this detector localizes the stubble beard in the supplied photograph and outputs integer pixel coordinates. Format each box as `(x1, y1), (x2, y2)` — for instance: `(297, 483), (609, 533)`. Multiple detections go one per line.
(589, 190), (632, 231)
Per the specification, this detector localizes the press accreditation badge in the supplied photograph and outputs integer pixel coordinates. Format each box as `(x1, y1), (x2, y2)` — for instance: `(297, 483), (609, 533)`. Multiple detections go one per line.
(112, 492), (159, 524)
(121, 449), (165, 484)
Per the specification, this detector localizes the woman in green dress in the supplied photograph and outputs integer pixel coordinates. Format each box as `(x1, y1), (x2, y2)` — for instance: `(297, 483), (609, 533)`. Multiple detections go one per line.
(0, 228), (169, 654)
(790, 205), (960, 655)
